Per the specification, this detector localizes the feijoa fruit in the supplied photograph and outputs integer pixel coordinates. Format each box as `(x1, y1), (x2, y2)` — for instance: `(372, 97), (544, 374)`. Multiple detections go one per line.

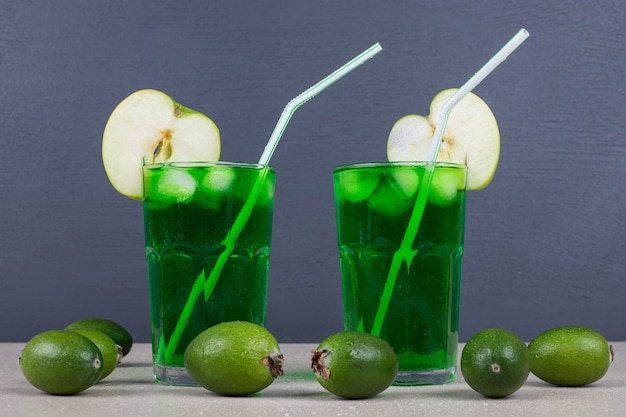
(65, 318), (133, 357)
(311, 331), (398, 399)
(184, 321), (283, 396)
(528, 326), (612, 387)
(461, 328), (530, 398)
(19, 330), (103, 395)
(69, 328), (121, 380)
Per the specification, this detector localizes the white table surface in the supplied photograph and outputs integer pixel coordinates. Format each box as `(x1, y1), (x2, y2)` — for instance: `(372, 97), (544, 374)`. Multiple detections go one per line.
(1, 342), (625, 417)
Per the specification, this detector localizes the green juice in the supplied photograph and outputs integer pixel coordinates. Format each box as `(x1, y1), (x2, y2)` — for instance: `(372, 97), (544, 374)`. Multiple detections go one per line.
(334, 162), (466, 385)
(143, 162), (275, 385)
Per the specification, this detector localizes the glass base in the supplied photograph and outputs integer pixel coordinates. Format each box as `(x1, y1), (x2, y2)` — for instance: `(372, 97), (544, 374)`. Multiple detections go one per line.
(153, 364), (199, 386)
(393, 366), (456, 386)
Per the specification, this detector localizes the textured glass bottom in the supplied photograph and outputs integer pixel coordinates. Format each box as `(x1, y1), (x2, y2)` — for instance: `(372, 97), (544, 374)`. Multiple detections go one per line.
(393, 366), (456, 386)
(153, 364), (199, 386)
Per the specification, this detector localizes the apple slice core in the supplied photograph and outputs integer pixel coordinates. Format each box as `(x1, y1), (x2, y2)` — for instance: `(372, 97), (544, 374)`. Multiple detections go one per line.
(102, 89), (220, 200)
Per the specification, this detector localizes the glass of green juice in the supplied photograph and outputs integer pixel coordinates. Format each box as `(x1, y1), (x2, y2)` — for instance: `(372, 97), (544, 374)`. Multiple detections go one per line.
(142, 161), (275, 386)
(333, 161), (466, 386)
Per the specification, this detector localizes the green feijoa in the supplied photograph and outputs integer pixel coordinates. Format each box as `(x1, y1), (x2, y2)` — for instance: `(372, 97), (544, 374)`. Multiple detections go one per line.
(184, 321), (284, 396)
(65, 318), (133, 357)
(461, 328), (530, 398)
(19, 330), (103, 395)
(69, 329), (122, 380)
(311, 331), (398, 399)
(528, 326), (612, 387)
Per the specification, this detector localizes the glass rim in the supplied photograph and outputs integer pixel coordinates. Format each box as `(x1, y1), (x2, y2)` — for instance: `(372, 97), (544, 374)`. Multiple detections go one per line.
(334, 161), (466, 172)
(143, 161), (274, 171)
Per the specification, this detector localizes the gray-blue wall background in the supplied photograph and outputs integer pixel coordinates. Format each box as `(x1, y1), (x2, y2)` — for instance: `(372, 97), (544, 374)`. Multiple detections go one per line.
(1, 1), (624, 343)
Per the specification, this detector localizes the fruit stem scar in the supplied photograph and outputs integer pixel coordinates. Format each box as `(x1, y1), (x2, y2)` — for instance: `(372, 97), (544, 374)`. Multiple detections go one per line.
(610, 344), (615, 362)
(491, 363), (501, 372)
(311, 349), (331, 379)
(263, 353), (285, 378)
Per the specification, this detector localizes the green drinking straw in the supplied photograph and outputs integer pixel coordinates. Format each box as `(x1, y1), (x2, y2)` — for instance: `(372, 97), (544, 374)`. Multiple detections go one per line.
(160, 42), (384, 363)
(370, 28), (529, 337)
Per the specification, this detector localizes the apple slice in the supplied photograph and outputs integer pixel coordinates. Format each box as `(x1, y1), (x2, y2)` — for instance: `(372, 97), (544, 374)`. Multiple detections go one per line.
(102, 89), (220, 200)
(387, 88), (499, 190)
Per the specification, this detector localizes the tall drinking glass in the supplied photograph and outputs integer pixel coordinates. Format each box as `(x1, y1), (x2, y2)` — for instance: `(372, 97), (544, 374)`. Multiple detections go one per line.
(333, 162), (466, 385)
(143, 161), (275, 386)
